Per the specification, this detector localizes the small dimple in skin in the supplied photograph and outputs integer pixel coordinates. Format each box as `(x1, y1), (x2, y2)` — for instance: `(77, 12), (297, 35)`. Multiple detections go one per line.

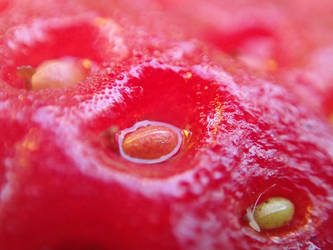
(118, 121), (183, 164)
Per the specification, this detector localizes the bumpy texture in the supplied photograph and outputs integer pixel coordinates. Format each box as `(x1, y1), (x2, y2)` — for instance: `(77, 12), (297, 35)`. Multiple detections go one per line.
(1, 0), (333, 250)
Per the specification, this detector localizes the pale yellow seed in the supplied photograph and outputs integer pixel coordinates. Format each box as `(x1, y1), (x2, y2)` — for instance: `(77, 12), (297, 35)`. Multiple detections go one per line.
(31, 59), (87, 90)
(254, 197), (295, 230)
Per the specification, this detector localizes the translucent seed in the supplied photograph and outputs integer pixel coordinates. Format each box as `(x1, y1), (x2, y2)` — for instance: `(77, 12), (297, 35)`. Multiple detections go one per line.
(31, 59), (88, 90)
(118, 121), (182, 164)
(253, 197), (295, 230)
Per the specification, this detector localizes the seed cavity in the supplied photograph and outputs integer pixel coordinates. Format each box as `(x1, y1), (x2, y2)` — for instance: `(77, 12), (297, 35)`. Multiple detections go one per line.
(117, 121), (183, 164)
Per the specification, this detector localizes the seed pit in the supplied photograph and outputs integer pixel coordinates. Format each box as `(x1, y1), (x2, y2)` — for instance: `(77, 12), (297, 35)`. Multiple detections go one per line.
(90, 65), (224, 177)
(1, 17), (105, 89)
(117, 121), (183, 164)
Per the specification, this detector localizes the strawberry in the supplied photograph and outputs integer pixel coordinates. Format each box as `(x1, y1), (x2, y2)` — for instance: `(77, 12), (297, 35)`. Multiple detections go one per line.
(150, 0), (333, 119)
(0, 0), (333, 250)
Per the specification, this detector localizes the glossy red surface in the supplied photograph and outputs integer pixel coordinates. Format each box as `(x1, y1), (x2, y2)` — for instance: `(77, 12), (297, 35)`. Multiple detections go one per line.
(0, 0), (333, 249)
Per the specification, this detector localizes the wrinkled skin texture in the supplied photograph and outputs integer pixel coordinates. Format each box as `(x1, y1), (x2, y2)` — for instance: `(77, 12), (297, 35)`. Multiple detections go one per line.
(0, 1), (333, 250)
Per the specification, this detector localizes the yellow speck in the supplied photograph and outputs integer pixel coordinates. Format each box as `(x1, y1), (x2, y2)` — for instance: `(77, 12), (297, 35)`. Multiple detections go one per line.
(215, 101), (225, 123)
(16, 130), (40, 168)
(82, 59), (92, 70)
(185, 72), (192, 79)
(20, 129), (40, 151)
(21, 138), (38, 151)
(266, 59), (278, 71)
(209, 99), (226, 138)
(183, 129), (190, 137)
(94, 17), (108, 27)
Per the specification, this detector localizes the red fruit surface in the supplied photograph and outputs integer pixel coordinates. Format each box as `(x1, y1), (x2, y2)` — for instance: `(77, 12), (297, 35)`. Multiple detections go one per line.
(1, 1), (333, 250)
(148, 0), (333, 117)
